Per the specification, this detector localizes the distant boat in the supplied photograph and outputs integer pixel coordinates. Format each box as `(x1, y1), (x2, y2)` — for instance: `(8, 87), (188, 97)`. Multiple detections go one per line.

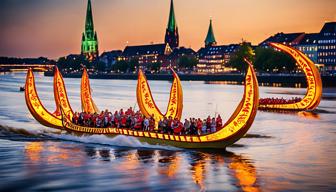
(20, 86), (25, 92)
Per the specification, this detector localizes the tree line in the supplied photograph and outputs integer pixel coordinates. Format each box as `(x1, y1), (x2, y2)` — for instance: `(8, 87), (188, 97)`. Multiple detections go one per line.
(228, 42), (296, 73)
(55, 43), (297, 74)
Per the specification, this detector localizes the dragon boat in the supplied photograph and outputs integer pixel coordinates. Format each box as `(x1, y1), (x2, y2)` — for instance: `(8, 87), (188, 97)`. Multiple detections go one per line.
(25, 67), (98, 129)
(258, 43), (322, 111)
(25, 66), (183, 129)
(25, 60), (259, 149)
(58, 60), (258, 149)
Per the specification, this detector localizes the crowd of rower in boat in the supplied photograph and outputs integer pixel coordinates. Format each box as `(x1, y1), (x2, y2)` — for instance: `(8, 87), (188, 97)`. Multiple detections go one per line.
(72, 107), (223, 136)
(259, 97), (302, 105)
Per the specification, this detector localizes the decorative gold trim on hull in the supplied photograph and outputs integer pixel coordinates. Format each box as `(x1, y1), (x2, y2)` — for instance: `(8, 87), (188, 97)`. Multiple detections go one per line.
(25, 67), (100, 129)
(60, 61), (259, 149)
(137, 68), (183, 122)
(81, 68), (99, 113)
(259, 43), (322, 111)
(25, 68), (63, 129)
(54, 67), (74, 120)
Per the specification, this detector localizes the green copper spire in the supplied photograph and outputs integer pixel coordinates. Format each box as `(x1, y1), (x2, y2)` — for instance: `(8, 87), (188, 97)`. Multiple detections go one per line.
(167, 0), (177, 32)
(205, 19), (217, 47)
(165, 0), (179, 48)
(81, 0), (98, 61)
(85, 0), (94, 32)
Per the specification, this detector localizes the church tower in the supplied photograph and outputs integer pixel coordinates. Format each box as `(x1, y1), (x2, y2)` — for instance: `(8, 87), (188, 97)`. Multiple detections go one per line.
(164, 0), (179, 49)
(205, 19), (217, 47)
(81, 0), (99, 61)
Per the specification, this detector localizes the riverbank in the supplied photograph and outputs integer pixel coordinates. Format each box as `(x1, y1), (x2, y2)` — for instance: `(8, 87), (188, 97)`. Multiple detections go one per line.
(44, 71), (335, 87)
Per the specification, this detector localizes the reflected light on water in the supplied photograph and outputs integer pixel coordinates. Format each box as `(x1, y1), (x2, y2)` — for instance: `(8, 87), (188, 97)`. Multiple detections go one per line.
(25, 142), (43, 162)
(229, 155), (260, 192)
(23, 141), (262, 191)
(191, 154), (210, 191)
(297, 111), (320, 119)
(25, 142), (85, 167)
(157, 153), (181, 178)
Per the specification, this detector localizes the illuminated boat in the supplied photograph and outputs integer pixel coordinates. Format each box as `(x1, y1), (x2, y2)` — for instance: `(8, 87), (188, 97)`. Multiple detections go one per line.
(137, 68), (183, 122)
(258, 43), (322, 111)
(81, 67), (99, 113)
(25, 68), (62, 128)
(25, 67), (97, 129)
(58, 60), (259, 149)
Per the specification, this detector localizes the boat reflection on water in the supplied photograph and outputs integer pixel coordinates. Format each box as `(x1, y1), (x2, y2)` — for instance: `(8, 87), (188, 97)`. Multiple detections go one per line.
(24, 142), (85, 167)
(23, 141), (260, 191)
(228, 154), (260, 192)
(260, 109), (321, 119)
(189, 153), (210, 191)
(157, 151), (181, 178)
(297, 111), (321, 119)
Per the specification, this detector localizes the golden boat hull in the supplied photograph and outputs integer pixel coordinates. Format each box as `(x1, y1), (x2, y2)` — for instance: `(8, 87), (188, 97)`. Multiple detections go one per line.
(59, 61), (259, 149)
(258, 43), (322, 111)
(25, 67), (99, 129)
(25, 68), (63, 129)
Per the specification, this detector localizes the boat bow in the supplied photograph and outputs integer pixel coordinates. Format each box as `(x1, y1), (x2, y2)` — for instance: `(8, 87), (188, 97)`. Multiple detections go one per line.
(259, 43), (322, 111)
(25, 68), (63, 129)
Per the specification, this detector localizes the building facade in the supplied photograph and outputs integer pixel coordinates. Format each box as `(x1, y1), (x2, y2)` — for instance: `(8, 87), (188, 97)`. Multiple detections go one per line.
(164, 0), (179, 49)
(259, 32), (305, 48)
(100, 50), (123, 69)
(296, 33), (319, 63)
(123, 43), (172, 69)
(197, 44), (239, 73)
(196, 19), (238, 73)
(260, 22), (336, 71)
(81, 0), (99, 61)
(317, 22), (336, 70)
(166, 47), (196, 69)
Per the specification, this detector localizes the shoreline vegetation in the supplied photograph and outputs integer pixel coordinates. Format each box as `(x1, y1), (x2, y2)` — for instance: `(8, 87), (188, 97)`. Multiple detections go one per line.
(44, 71), (336, 88)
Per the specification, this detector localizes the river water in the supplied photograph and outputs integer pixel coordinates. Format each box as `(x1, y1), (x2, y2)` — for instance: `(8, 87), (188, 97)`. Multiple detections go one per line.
(0, 72), (335, 191)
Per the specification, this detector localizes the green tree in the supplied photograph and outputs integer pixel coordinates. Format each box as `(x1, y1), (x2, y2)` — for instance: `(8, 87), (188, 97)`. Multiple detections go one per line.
(111, 60), (129, 73)
(96, 61), (107, 71)
(228, 42), (255, 72)
(254, 47), (296, 73)
(177, 55), (198, 69)
(57, 55), (88, 71)
(148, 62), (162, 73)
(128, 59), (139, 72)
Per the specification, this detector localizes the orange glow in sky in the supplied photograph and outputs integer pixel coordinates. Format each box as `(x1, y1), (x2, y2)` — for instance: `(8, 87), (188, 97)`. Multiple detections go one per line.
(0, 0), (335, 59)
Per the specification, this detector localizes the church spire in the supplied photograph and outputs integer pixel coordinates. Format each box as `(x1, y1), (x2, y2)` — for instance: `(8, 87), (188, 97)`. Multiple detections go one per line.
(165, 0), (179, 49)
(85, 0), (94, 32)
(205, 19), (217, 47)
(81, 0), (99, 61)
(167, 0), (176, 32)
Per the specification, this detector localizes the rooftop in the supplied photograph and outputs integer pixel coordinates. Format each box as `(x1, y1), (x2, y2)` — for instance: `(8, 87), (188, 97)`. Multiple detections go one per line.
(123, 44), (170, 56)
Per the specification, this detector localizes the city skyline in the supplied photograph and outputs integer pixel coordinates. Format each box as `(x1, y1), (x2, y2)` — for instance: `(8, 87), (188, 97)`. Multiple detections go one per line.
(0, 0), (335, 59)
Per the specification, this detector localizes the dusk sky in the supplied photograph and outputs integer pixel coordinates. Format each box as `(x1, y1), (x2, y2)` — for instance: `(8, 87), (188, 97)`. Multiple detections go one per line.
(0, 0), (335, 59)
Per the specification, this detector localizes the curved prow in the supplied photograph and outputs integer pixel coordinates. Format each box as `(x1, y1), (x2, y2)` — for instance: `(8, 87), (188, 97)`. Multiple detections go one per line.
(259, 43), (322, 110)
(81, 67), (99, 113)
(137, 68), (183, 122)
(25, 68), (63, 129)
(199, 59), (259, 144)
(54, 67), (74, 119)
